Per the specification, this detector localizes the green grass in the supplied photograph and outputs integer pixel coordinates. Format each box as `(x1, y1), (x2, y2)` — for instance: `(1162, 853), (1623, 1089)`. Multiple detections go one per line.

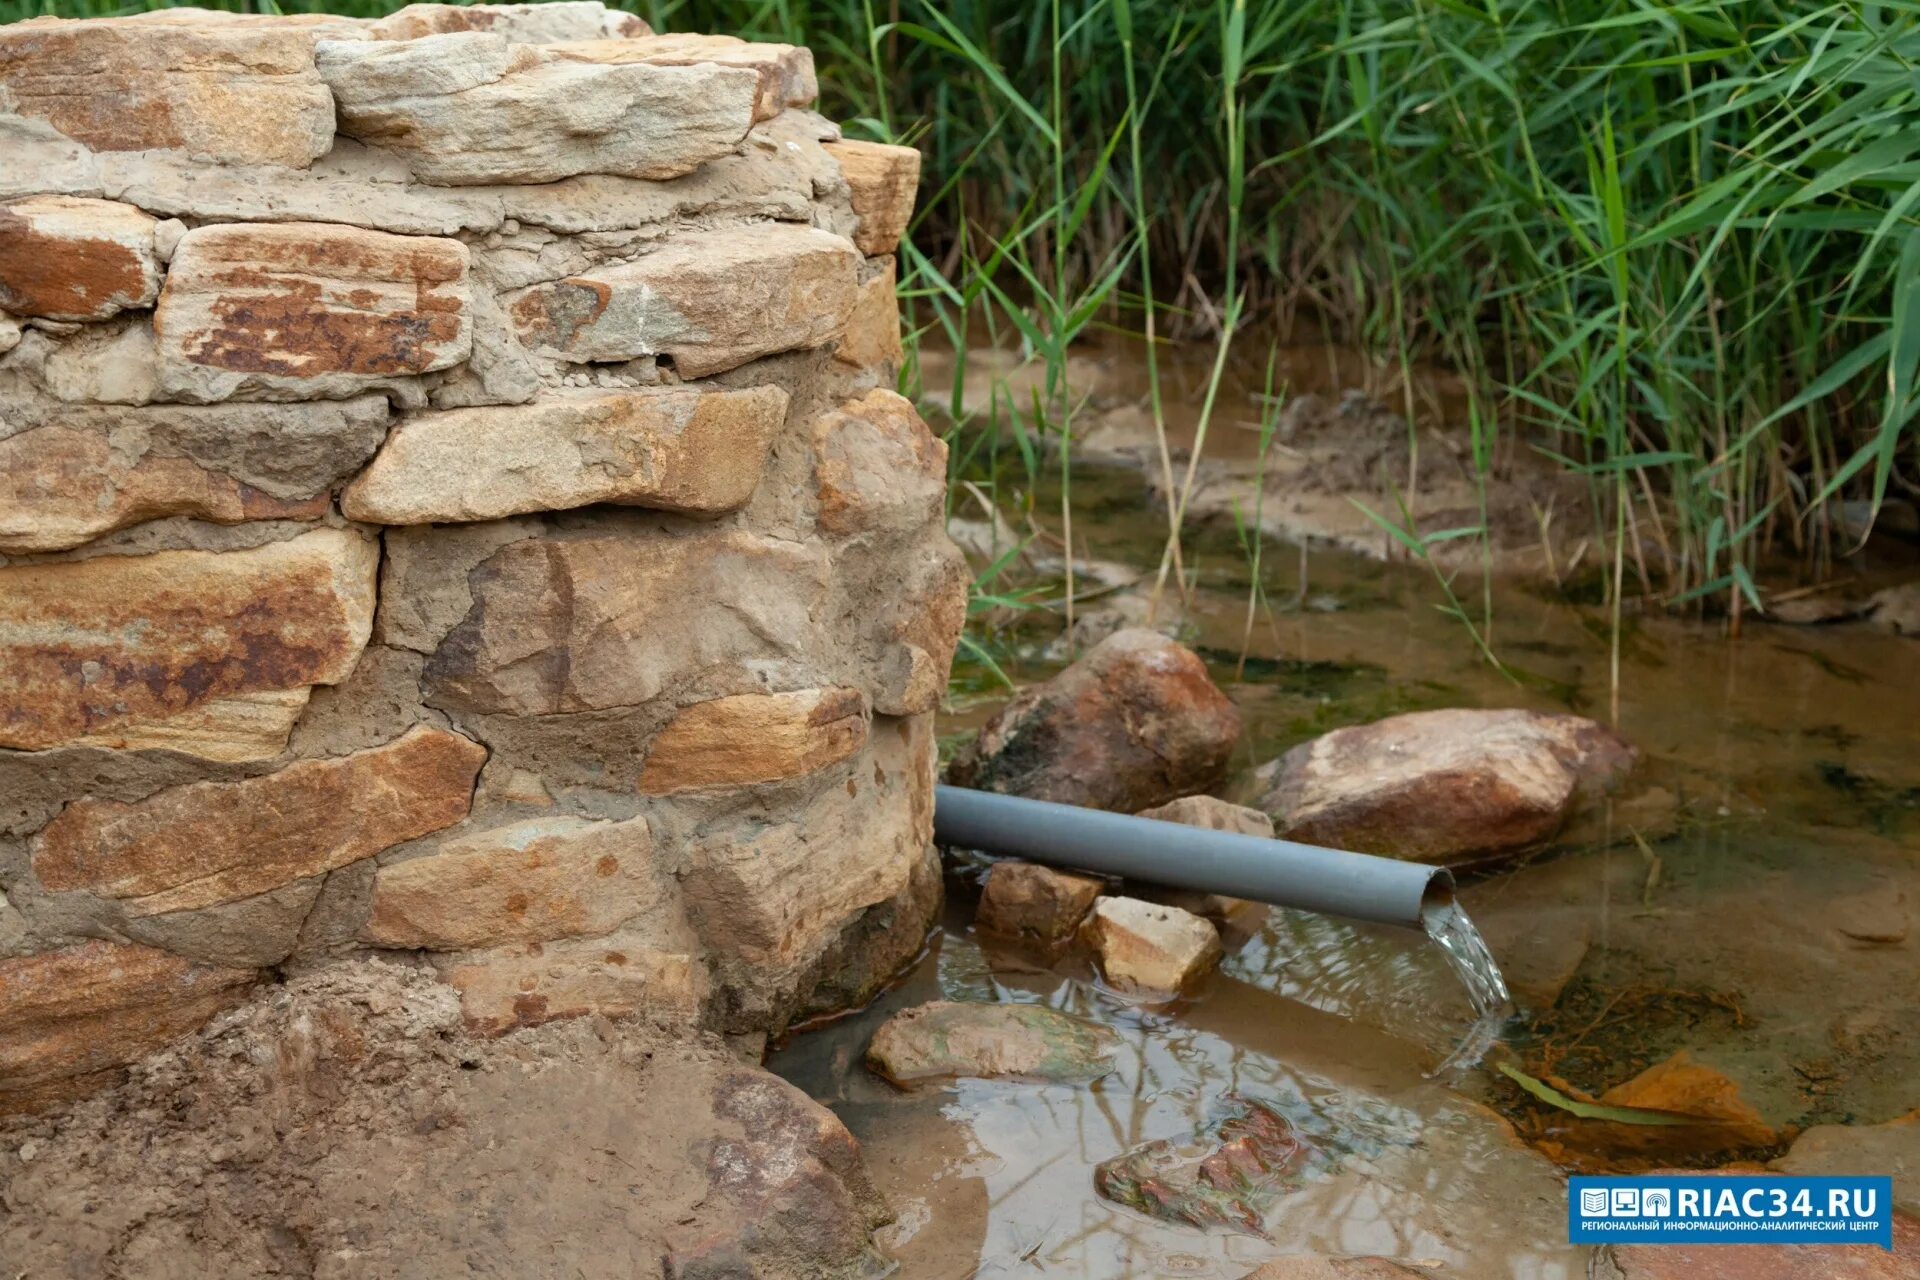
(8, 0), (1919, 636)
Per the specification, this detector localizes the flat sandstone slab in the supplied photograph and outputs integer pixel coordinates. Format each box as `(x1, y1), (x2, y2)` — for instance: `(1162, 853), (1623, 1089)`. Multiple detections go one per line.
(552, 34), (815, 120)
(315, 32), (760, 186)
(439, 932), (704, 1036)
(0, 940), (256, 1114)
(825, 139), (921, 256)
(341, 386), (788, 525)
(154, 221), (471, 401)
(1088, 895), (1223, 998)
(365, 2), (651, 42)
(363, 814), (663, 950)
(637, 687), (868, 794)
(0, 527), (378, 752)
(0, 195), (159, 321)
(32, 725), (486, 915)
(0, 15), (336, 168)
(866, 1000), (1120, 1087)
(0, 395), (390, 555)
(508, 223), (858, 377)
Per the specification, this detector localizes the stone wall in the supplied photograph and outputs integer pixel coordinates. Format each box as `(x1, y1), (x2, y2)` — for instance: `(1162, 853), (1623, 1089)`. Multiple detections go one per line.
(0, 3), (965, 1116)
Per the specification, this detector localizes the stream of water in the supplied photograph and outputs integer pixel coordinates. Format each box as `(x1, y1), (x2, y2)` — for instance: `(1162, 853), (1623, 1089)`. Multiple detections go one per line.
(1420, 899), (1516, 1077)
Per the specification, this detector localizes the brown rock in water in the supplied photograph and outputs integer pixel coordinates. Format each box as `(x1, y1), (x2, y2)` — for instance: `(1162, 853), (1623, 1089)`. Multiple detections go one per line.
(0, 15), (337, 167)
(33, 726), (487, 915)
(0, 195), (158, 320)
(363, 814), (665, 950)
(155, 222), (472, 401)
(865, 1000), (1119, 1086)
(1606, 1210), (1920, 1279)
(947, 628), (1242, 812)
(0, 527), (377, 753)
(1595, 1052), (1776, 1150)
(552, 33), (816, 121)
(366, 1), (651, 42)
(315, 33), (760, 187)
(976, 860), (1104, 945)
(1095, 1093), (1311, 1237)
(0, 940), (255, 1115)
(1867, 582), (1920, 637)
(826, 139), (922, 256)
(507, 223), (859, 377)
(341, 386), (790, 525)
(439, 932), (704, 1035)
(812, 387), (947, 536)
(638, 687), (868, 795)
(1087, 895), (1223, 998)
(0, 395), (389, 555)
(1254, 707), (1636, 866)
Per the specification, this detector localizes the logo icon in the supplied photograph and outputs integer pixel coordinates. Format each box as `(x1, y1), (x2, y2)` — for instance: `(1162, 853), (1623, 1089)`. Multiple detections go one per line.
(1611, 1188), (1641, 1216)
(1580, 1188), (1610, 1217)
(1642, 1189), (1672, 1217)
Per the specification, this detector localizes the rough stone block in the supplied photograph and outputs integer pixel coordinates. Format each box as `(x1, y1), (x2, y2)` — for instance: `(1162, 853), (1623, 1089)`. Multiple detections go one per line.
(553, 33), (815, 120)
(154, 222), (471, 401)
(0, 940), (255, 1114)
(638, 687), (868, 794)
(684, 716), (931, 984)
(507, 223), (859, 377)
(368, 2), (650, 42)
(0, 395), (389, 555)
(32, 725), (486, 915)
(813, 388), (947, 536)
(0, 527), (378, 754)
(0, 15), (336, 168)
(976, 861), (1105, 944)
(439, 932), (704, 1035)
(423, 524), (828, 716)
(1086, 895), (1222, 997)
(0, 196), (159, 321)
(341, 386), (788, 525)
(363, 814), (663, 950)
(835, 256), (903, 372)
(825, 139), (921, 256)
(316, 33), (759, 186)
(1253, 707), (1637, 867)
(866, 1000), (1119, 1086)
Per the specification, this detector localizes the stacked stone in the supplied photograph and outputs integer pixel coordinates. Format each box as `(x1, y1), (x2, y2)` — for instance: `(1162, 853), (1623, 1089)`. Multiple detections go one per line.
(0, 2), (963, 1115)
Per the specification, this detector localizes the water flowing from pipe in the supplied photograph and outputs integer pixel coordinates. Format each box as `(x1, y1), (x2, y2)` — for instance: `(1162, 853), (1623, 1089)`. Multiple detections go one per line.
(1421, 897), (1515, 1076)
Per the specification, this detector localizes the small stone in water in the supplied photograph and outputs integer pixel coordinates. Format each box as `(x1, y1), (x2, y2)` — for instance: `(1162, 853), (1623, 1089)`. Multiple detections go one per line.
(976, 860), (1104, 945)
(1094, 1093), (1311, 1238)
(1087, 896), (1222, 998)
(864, 1000), (1120, 1087)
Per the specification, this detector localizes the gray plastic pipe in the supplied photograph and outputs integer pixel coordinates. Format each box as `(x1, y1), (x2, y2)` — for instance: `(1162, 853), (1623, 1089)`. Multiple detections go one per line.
(933, 784), (1450, 932)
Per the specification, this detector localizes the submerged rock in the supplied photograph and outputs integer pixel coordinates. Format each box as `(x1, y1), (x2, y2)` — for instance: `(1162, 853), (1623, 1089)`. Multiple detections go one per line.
(947, 629), (1242, 813)
(1867, 582), (1920, 637)
(864, 1000), (1119, 1087)
(975, 860), (1105, 945)
(1253, 707), (1635, 866)
(1094, 1093), (1312, 1237)
(1087, 895), (1222, 998)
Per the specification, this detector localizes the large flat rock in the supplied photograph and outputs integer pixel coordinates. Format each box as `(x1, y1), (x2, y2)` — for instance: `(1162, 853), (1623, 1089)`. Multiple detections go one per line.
(508, 223), (859, 376)
(341, 386), (788, 525)
(637, 687), (869, 795)
(552, 33), (815, 121)
(154, 221), (471, 402)
(0, 395), (389, 555)
(0, 15), (336, 168)
(32, 725), (486, 915)
(316, 32), (760, 186)
(0, 527), (378, 754)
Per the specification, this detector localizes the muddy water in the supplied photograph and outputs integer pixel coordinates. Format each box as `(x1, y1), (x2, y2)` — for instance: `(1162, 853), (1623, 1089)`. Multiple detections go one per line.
(771, 350), (1920, 1276)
